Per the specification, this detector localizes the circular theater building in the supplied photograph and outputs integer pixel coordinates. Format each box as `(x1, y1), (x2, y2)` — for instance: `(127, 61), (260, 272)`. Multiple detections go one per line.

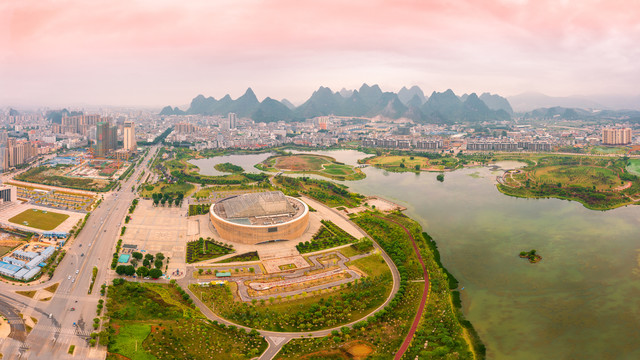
(209, 191), (309, 245)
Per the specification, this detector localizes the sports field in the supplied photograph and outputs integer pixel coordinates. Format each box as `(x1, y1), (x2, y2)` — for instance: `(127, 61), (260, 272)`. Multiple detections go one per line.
(8, 209), (69, 231)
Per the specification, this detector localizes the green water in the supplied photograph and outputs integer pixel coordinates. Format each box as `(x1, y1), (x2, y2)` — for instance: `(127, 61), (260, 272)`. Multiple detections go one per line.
(346, 164), (640, 360)
(206, 151), (640, 359)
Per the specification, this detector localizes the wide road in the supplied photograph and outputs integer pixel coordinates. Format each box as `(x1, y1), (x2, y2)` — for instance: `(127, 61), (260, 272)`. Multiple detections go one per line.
(0, 146), (158, 360)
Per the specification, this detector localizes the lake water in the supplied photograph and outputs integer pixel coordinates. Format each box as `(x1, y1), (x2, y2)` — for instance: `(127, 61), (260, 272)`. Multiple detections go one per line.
(188, 153), (274, 176)
(196, 150), (640, 359)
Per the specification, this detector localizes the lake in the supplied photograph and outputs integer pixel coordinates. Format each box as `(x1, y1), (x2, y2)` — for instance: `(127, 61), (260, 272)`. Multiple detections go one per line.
(196, 150), (640, 359)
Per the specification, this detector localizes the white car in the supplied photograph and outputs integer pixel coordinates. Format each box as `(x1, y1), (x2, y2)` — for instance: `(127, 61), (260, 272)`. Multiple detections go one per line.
(68, 276), (71, 280)
(75, 270), (79, 274)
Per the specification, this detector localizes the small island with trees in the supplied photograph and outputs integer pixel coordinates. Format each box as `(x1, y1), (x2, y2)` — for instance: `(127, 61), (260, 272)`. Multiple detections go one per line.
(214, 162), (244, 173)
(519, 249), (542, 263)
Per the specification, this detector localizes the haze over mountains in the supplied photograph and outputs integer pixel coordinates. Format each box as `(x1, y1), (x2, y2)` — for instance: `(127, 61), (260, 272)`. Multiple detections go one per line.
(160, 84), (512, 124)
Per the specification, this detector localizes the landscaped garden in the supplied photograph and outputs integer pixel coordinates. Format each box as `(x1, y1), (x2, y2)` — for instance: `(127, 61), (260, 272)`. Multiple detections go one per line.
(186, 237), (234, 263)
(498, 155), (640, 210)
(276, 211), (478, 359)
(274, 175), (365, 208)
(190, 255), (392, 332)
(8, 209), (69, 230)
(296, 220), (358, 253)
(103, 280), (267, 360)
(259, 154), (365, 180)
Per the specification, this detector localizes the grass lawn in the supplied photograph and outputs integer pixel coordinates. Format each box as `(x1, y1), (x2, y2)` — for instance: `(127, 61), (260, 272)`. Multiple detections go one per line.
(348, 254), (389, 277)
(366, 155), (431, 171)
(268, 154), (363, 180)
(274, 154), (331, 171)
(8, 209), (69, 230)
(532, 165), (620, 190)
(106, 281), (266, 360)
(109, 323), (157, 360)
(139, 182), (195, 198)
(627, 159), (640, 176)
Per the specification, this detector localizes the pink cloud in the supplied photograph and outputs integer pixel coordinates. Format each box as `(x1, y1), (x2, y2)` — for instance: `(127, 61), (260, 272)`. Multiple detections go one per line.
(1, 0), (639, 105)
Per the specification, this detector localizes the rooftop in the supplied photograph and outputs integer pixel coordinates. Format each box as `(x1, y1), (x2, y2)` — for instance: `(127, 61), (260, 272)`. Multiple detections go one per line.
(213, 191), (306, 226)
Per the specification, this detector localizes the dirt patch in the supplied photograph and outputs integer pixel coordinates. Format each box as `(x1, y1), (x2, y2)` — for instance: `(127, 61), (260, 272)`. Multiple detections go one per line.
(344, 341), (375, 359)
(150, 325), (165, 333)
(107, 352), (132, 360)
(112, 323), (121, 336)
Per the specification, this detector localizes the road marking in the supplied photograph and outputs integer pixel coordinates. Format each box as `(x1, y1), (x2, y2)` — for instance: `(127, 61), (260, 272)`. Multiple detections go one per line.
(37, 325), (91, 337)
(269, 337), (286, 346)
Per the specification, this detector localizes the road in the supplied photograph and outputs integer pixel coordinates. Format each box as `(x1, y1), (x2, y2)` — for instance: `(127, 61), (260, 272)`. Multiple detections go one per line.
(0, 146), (158, 360)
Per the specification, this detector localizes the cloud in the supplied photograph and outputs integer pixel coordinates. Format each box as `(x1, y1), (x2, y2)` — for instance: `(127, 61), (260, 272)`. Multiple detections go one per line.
(1, 0), (639, 106)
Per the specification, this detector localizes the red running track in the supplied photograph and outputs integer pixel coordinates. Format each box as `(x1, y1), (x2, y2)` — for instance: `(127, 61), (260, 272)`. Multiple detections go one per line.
(374, 215), (430, 360)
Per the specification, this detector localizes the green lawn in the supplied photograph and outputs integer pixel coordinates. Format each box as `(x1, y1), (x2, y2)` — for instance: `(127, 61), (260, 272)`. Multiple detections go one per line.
(8, 209), (69, 230)
(627, 159), (640, 176)
(348, 254), (389, 277)
(139, 182), (195, 198)
(106, 281), (267, 360)
(109, 323), (157, 360)
(532, 165), (620, 190)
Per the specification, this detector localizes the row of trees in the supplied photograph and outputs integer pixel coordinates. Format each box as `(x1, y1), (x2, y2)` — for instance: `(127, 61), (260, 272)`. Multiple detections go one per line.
(151, 192), (184, 207)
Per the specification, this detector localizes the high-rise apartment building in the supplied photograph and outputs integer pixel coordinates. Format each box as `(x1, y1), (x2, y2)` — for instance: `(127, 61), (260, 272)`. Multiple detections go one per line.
(95, 121), (118, 157)
(228, 113), (237, 129)
(602, 128), (632, 145)
(123, 121), (136, 152)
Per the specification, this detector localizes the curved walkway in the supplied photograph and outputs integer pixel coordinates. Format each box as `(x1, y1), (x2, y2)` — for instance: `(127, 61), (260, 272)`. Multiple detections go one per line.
(180, 200), (401, 359)
(372, 215), (430, 360)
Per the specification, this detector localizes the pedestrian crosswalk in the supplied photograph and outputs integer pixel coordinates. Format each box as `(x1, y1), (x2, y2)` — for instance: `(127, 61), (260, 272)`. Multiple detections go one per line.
(37, 325), (92, 337)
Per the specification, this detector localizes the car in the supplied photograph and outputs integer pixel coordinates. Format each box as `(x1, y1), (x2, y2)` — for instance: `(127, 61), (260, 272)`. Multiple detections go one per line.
(81, 253), (84, 257)
(68, 276), (71, 280)
(75, 270), (79, 274)
(79, 244), (82, 247)
(72, 279), (75, 283)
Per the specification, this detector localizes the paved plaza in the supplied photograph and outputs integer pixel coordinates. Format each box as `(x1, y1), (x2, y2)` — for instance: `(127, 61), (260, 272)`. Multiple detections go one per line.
(120, 199), (187, 274)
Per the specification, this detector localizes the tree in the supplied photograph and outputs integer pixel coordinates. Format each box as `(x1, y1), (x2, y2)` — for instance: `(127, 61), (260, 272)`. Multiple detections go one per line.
(136, 266), (150, 277)
(154, 259), (163, 269)
(115, 265), (127, 275)
(415, 164), (420, 171)
(156, 253), (165, 261)
(143, 259), (150, 267)
(436, 173), (445, 182)
(124, 265), (135, 276)
(131, 252), (143, 260)
(145, 253), (154, 262)
(149, 268), (162, 279)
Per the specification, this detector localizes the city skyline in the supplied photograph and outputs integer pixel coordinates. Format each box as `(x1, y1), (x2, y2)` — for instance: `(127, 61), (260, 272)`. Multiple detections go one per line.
(2, 0), (639, 107)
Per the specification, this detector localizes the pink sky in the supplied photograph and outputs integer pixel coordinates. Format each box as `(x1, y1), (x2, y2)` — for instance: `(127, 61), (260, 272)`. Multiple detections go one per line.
(1, 0), (639, 107)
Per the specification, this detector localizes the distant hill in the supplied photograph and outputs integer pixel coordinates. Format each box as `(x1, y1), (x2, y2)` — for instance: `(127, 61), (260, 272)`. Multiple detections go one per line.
(159, 106), (185, 116)
(479, 93), (513, 114)
(280, 99), (296, 110)
(508, 92), (604, 112)
(161, 84), (513, 123)
(398, 86), (426, 105)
